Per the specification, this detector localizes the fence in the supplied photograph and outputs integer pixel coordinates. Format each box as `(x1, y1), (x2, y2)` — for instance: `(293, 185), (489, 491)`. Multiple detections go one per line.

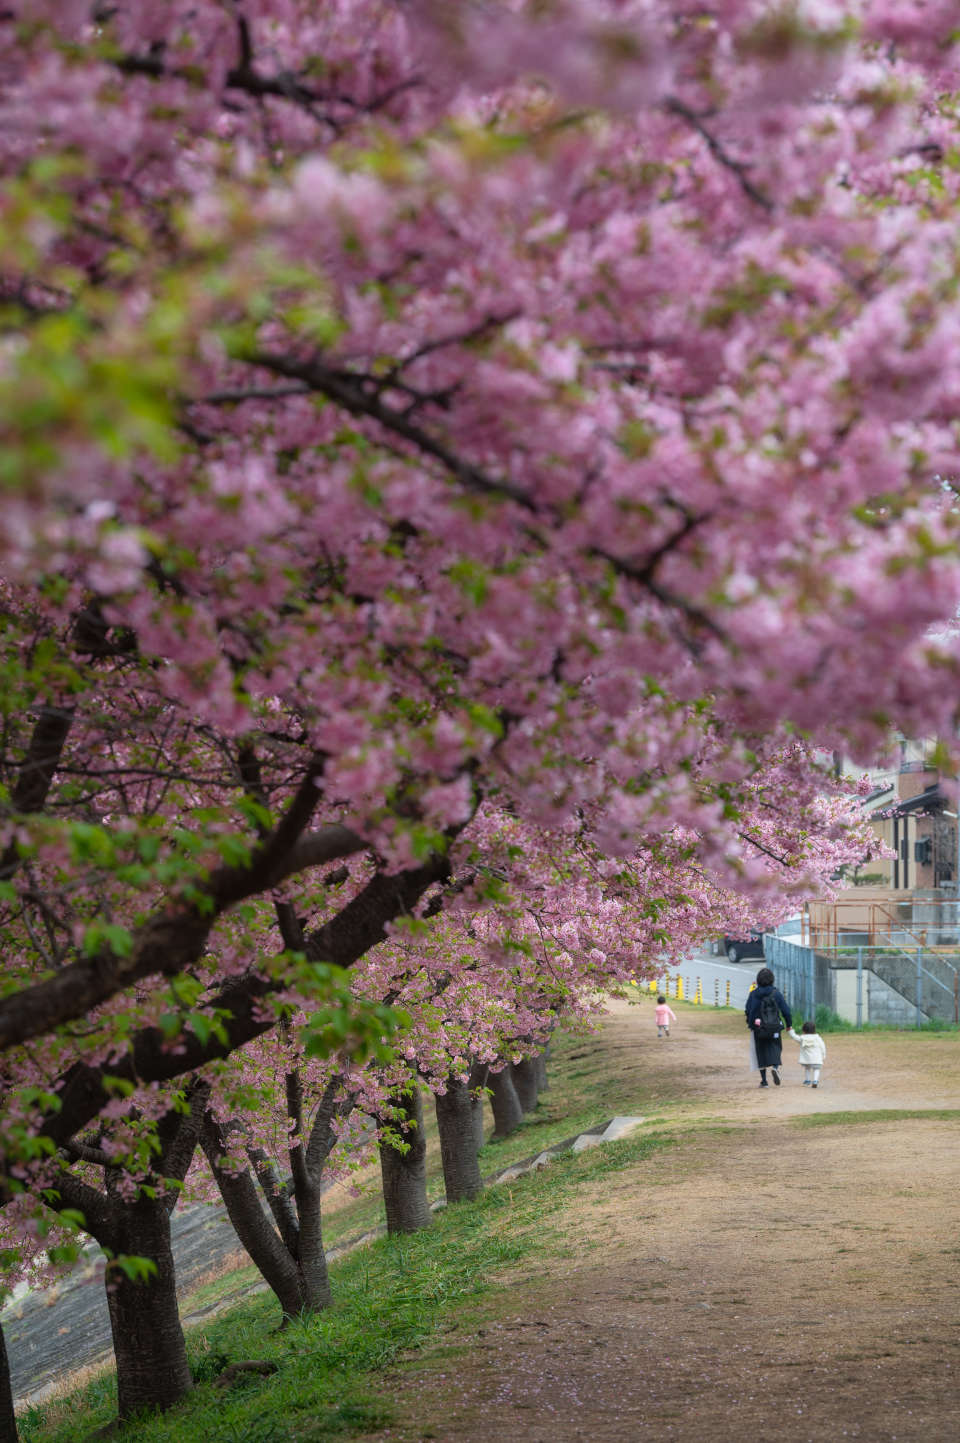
(766, 935), (959, 1026)
(806, 894), (960, 951)
(640, 928), (959, 1026)
(827, 944), (958, 1026)
(762, 935), (817, 1022)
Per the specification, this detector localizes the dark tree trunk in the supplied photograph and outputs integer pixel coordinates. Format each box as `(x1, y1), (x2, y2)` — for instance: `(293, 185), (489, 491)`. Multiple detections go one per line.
(534, 1049), (549, 1093)
(48, 1081), (210, 1423)
(203, 1068), (352, 1320)
(201, 1115), (305, 1320)
(247, 1146), (300, 1256)
(379, 1080), (432, 1234)
(105, 1199), (193, 1420)
(202, 1118), (331, 1316)
(511, 1056), (540, 1114)
(469, 1062), (489, 1152)
(294, 1070), (352, 1314)
(434, 1076), (483, 1203)
(294, 1178), (331, 1311)
(0, 1321), (17, 1443)
(489, 1065), (524, 1138)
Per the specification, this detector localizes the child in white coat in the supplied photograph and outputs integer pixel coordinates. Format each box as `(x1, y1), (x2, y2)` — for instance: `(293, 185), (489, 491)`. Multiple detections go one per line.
(788, 1020), (826, 1087)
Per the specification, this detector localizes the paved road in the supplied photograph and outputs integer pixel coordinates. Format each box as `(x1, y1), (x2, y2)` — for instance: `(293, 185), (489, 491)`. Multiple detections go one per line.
(649, 949), (761, 1009)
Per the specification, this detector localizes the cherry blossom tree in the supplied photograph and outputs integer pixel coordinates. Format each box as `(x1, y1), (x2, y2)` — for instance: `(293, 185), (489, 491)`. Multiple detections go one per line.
(0, 0), (957, 1127)
(0, 762), (867, 1428)
(1, 3), (960, 1432)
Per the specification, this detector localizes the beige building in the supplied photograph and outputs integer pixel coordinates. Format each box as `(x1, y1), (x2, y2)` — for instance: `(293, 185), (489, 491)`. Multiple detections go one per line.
(809, 743), (960, 949)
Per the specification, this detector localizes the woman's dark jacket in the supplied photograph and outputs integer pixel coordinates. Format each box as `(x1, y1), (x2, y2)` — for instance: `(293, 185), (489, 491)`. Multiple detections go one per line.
(744, 985), (792, 1033)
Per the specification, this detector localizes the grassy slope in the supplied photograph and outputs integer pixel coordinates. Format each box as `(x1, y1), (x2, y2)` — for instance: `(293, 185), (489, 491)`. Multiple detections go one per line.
(19, 996), (689, 1443)
(24, 996), (955, 1441)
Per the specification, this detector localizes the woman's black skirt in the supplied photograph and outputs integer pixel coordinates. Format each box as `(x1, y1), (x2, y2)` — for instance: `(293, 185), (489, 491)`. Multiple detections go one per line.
(755, 1034), (783, 1069)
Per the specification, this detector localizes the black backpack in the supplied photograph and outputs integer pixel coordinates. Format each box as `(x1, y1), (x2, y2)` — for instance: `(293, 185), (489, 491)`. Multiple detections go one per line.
(756, 992), (782, 1038)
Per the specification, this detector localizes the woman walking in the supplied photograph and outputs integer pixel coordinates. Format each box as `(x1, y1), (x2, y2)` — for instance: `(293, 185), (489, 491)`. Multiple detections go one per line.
(745, 967), (792, 1088)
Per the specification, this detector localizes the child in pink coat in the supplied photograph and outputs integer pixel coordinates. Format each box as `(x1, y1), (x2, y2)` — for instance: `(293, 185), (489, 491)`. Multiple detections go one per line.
(654, 995), (677, 1038)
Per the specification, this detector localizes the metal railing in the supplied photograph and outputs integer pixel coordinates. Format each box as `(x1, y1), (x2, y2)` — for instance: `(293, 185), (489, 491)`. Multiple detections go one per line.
(806, 896), (960, 951)
(763, 934), (959, 1027)
(840, 915), (959, 1026)
(848, 944), (958, 1027)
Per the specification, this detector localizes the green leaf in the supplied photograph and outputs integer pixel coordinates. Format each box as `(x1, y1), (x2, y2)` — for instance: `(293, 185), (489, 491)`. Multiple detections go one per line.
(215, 834), (253, 867)
(108, 1254), (159, 1285)
(188, 1013), (211, 1046)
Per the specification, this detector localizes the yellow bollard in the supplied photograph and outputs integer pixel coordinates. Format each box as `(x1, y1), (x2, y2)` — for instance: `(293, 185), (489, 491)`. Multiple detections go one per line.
(649, 979), (657, 995)
(676, 975), (684, 1000)
(725, 979), (731, 1007)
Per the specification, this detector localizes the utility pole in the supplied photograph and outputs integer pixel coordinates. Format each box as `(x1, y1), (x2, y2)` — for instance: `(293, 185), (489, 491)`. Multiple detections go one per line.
(945, 809), (960, 943)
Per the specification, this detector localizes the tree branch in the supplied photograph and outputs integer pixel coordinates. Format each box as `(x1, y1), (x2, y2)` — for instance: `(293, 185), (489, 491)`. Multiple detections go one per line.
(304, 1074), (353, 1176)
(0, 800), (366, 1055)
(0, 706), (75, 880)
(246, 1142), (299, 1255)
(32, 847), (457, 1172)
(664, 97), (774, 212)
(738, 830), (794, 868)
(42, 1165), (113, 1243)
(113, 45), (420, 128)
(245, 350), (539, 513)
(61, 1138), (111, 1169)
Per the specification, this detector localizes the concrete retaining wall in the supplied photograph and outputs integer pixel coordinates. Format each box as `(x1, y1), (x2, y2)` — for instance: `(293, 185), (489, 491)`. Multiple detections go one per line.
(824, 957), (941, 1024)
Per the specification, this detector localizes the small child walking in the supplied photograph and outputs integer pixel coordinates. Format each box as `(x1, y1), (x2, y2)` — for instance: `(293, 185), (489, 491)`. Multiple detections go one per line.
(655, 995), (677, 1038)
(788, 1020), (826, 1087)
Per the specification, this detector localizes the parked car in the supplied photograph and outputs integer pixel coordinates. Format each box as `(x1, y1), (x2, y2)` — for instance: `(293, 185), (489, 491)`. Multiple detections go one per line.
(720, 932), (765, 963)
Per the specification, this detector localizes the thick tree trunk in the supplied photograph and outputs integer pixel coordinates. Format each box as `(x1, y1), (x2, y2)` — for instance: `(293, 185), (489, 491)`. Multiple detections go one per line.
(489, 1065), (524, 1138)
(0, 1321), (17, 1443)
(203, 1116), (330, 1316)
(379, 1080), (432, 1235)
(434, 1076), (483, 1203)
(203, 1070), (351, 1322)
(48, 1082), (208, 1423)
(294, 1179), (331, 1310)
(534, 1048), (549, 1093)
(511, 1056), (540, 1113)
(104, 1199), (192, 1420)
(469, 1062), (489, 1153)
(201, 1115), (305, 1320)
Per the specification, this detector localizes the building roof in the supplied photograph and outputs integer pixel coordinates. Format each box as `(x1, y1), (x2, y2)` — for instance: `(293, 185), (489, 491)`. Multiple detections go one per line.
(859, 783), (895, 815)
(875, 782), (946, 819)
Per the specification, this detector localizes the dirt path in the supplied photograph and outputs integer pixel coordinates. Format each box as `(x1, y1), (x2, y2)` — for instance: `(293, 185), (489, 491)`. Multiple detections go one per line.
(365, 1003), (960, 1443)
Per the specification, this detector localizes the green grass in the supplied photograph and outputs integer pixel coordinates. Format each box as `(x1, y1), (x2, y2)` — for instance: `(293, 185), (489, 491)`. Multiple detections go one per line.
(313, 1013), (692, 1255)
(179, 1263), (265, 1320)
(812, 1004), (960, 1033)
(793, 1107), (960, 1129)
(20, 1128), (681, 1443)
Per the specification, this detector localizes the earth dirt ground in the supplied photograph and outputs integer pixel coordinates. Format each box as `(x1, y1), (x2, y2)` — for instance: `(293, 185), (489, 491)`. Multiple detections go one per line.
(363, 1000), (960, 1443)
